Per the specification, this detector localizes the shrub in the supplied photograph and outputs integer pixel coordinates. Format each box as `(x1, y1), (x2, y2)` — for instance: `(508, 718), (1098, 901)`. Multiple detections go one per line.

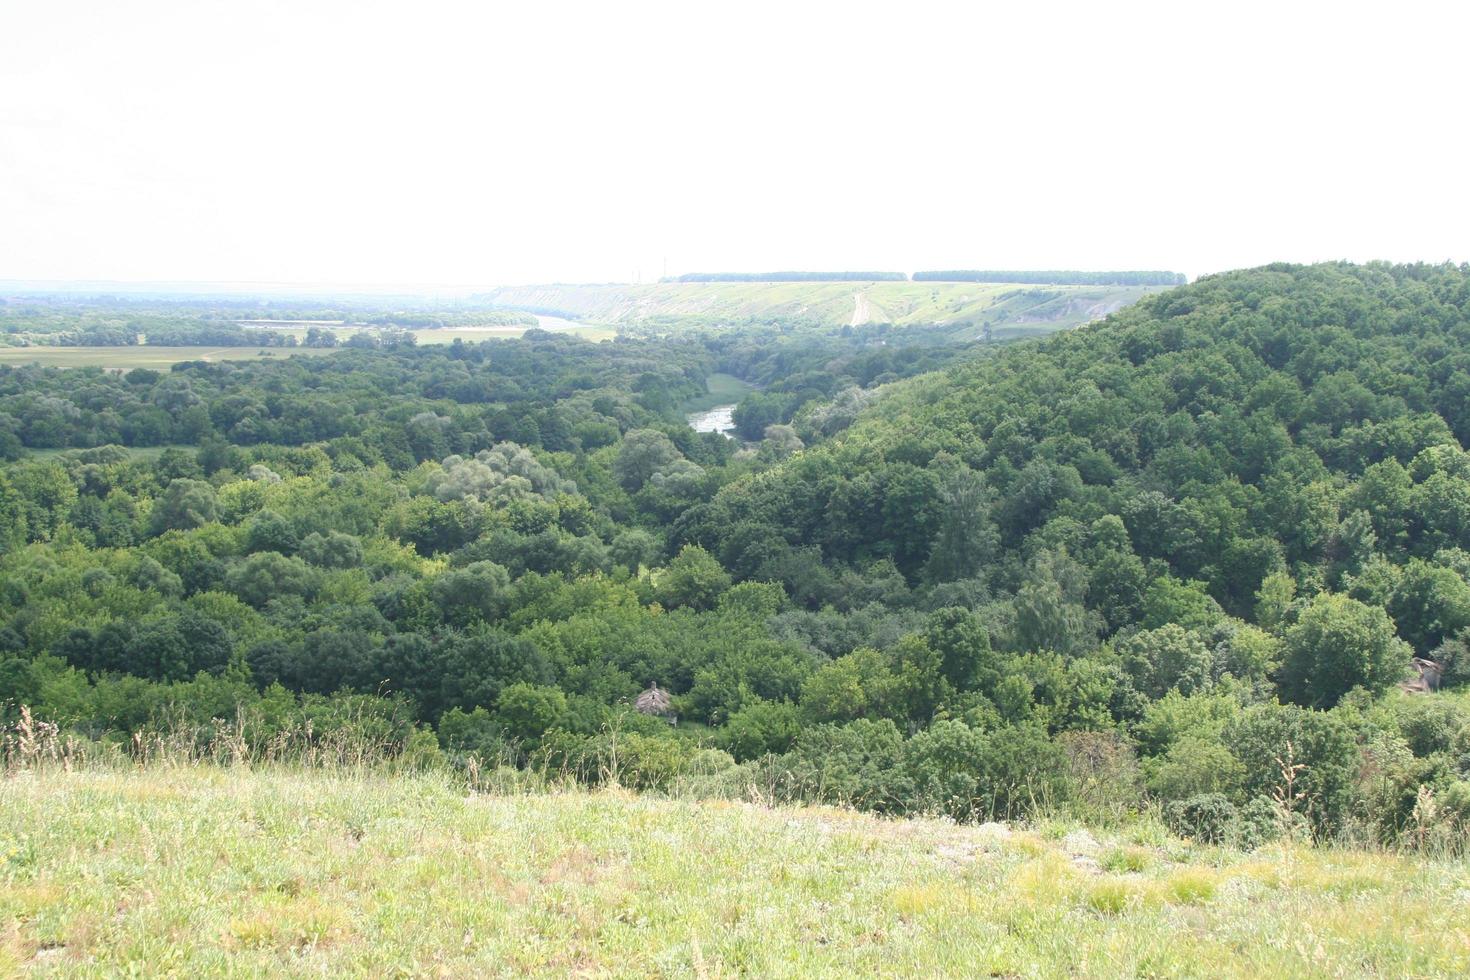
(1235, 796), (1284, 850)
(718, 700), (802, 761)
(1224, 702), (1359, 834)
(1164, 793), (1238, 844)
(1144, 735), (1245, 802)
(780, 719), (908, 812)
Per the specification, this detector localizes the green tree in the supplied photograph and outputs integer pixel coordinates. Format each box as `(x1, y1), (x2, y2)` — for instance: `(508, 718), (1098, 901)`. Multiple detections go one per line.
(224, 552), (318, 608)
(613, 429), (681, 491)
(1224, 702), (1359, 833)
(431, 561), (512, 626)
(1116, 624), (1214, 700)
(149, 479), (219, 535)
(1144, 736), (1245, 801)
(903, 719), (989, 819)
(1011, 550), (1100, 656)
(656, 545), (731, 612)
(8, 461), (77, 541)
(1141, 576), (1224, 632)
(800, 648), (897, 724)
(495, 682), (567, 745)
(923, 467), (997, 584)
(1254, 571), (1296, 631)
(923, 607), (997, 692)
(1386, 559), (1470, 654)
(1278, 592), (1410, 707)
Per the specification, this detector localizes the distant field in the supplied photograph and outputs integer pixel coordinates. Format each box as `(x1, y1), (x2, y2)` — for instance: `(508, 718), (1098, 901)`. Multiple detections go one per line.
(0, 323), (617, 370)
(0, 346), (340, 370)
(485, 281), (1172, 332)
(3, 767), (1466, 976)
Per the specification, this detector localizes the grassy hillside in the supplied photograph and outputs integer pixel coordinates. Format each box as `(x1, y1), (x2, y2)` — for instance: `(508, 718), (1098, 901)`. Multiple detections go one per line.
(2, 767), (1466, 977)
(485, 280), (1167, 334)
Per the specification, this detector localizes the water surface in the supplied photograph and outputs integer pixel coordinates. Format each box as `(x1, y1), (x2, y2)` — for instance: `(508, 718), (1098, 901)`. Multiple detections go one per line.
(688, 404), (737, 438)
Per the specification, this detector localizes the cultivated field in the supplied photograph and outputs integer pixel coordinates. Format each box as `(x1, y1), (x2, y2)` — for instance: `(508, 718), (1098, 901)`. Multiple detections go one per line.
(0, 346), (341, 370)
(2, 767), (1466, 977)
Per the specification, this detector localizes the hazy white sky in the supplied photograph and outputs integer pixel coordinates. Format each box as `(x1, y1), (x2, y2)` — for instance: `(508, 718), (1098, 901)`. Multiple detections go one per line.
(2, 0), (1467, 287)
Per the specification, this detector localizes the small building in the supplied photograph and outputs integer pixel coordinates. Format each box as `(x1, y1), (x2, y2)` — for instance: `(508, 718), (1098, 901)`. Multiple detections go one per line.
(635, 683), (677, 725)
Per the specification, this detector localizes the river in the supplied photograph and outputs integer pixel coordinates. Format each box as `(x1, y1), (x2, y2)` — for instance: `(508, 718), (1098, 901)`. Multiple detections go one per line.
(533, 314), (587, 332)
(687, 404), (737, 438)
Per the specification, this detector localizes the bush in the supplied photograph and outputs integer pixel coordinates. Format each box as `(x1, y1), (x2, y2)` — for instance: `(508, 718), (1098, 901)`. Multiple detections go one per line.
(1144, 735), (1245, 802)
(718, 700), (802, 761)
(437, 706), (503, 758)
(1224, 702), (1359, 834)
(903, 719), (989, 820)
(1164, 793), (1238, 844)
(779, 719), (908, 812)
(1235, 796), (1285, 850)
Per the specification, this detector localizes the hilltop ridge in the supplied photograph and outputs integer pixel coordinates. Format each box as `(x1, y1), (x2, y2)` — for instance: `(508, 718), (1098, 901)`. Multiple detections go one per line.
(483, 279), (1169, 334)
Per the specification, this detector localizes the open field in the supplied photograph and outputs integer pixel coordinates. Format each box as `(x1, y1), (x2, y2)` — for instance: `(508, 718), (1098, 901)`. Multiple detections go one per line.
(680, 372), (757, 413)
(0, 346), (341, 370)
(0, 324), (617, 371)
(485, 281), (1171, 332)
(2, 767), (1467, 977)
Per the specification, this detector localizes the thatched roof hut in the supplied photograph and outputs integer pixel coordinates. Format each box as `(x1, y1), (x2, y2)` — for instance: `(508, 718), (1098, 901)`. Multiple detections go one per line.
(635, 683), (673, 717)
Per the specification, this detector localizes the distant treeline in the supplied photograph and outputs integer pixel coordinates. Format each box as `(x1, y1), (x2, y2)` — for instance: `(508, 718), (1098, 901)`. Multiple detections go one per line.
(666, 272), (908, 283)
(912, 270), (1187, 286)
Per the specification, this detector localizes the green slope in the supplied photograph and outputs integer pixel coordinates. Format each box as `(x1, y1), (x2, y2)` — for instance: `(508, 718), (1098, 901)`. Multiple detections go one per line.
(486, 280), (1169, 334)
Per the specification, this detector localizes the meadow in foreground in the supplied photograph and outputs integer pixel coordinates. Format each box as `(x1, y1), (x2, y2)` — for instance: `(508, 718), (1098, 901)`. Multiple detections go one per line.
(3, 765), (1468, 977)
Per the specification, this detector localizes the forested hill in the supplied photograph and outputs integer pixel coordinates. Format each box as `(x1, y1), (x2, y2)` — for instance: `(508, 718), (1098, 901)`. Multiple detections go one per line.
(681, 261), (1470, 696)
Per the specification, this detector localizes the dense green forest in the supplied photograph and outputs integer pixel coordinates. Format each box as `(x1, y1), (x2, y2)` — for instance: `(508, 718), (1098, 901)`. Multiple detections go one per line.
(4, 262), (1470, 850)
(913, 270), (1188, 286)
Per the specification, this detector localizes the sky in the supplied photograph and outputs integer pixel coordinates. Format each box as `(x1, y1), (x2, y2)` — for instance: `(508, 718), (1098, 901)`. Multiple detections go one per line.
(2, 0), (1467, 288)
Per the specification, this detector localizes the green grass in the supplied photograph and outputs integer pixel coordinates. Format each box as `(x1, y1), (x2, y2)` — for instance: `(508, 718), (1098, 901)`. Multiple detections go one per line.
(2, 767), (1467, 976)
(0, 346), (341, 370)
(681, 372), (756, 413)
